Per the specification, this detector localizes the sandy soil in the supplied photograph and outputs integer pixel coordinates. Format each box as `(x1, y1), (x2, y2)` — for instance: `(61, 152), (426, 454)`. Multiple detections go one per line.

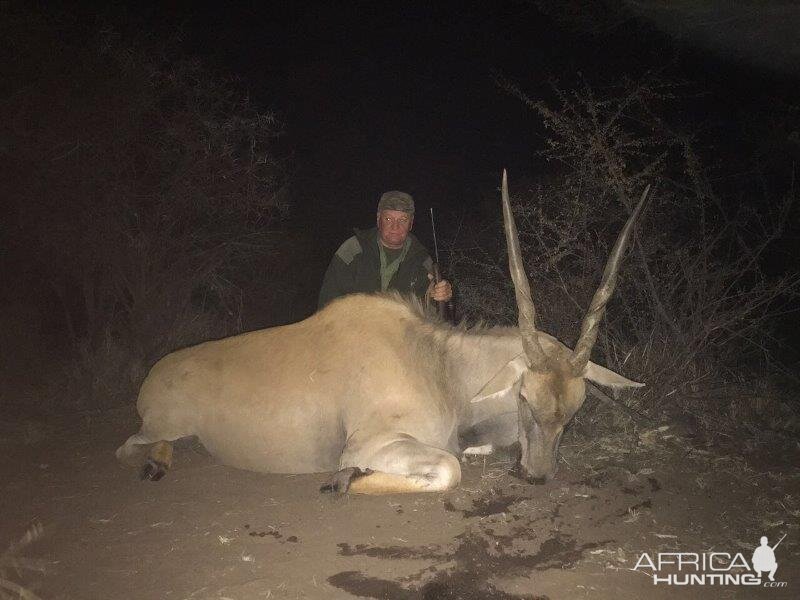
(1, 408), (797, 600)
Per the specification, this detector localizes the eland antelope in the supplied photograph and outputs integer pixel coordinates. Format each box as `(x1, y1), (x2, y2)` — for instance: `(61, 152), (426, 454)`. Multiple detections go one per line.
(117, 171), (647, 494)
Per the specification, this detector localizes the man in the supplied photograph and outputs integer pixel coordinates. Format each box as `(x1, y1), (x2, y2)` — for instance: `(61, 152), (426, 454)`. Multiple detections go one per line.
(752, 536), (778, 582)
(318, 190), (453, 310)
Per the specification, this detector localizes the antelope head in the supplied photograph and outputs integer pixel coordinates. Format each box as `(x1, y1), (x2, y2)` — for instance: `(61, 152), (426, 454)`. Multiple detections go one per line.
(488, 171), (648, 483)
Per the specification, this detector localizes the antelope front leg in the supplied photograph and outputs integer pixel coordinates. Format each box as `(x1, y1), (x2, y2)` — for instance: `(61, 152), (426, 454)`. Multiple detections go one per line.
(322, 433), (461, 494)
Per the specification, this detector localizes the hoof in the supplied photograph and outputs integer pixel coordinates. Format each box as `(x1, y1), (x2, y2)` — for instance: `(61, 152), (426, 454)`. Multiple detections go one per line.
(140, 460), (167, 481)
(320, 467), (373, 494)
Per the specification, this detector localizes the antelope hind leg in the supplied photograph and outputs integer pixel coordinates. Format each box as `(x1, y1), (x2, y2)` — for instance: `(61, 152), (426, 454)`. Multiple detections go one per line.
(115, 432), (153, 467)
(141, 440), (173, 481)
(115, 433), (174, 481)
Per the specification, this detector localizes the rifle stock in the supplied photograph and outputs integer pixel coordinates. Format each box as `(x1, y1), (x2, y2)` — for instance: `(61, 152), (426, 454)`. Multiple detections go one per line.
(431, 262), (446, 318)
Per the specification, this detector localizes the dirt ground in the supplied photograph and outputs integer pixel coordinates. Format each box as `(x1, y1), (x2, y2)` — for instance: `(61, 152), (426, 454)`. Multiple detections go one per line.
(1, 406), (798, 600)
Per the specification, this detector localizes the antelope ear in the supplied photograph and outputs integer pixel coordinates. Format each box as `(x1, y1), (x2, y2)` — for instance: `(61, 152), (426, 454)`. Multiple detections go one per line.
(583, 361), (644, 388)
(471, 355), (528, 403)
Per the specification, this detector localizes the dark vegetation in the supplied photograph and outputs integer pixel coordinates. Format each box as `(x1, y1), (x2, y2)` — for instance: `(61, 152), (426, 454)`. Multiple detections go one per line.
(2, 7), (290, 410)
(2, 3), (799, 448)
(449, 74), (800, 442)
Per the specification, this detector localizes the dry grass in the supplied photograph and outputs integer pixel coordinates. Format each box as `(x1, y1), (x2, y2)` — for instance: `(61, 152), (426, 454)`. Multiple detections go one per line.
(449, 74), (800, 442)
(0, 524), (45, 600)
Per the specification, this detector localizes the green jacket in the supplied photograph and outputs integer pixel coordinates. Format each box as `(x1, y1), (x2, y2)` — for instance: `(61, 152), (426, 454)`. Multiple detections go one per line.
(318, 227), (434, 309)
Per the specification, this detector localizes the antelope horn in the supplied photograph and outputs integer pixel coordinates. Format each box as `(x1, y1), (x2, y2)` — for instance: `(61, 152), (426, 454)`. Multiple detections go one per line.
(500, 170), (548, 367)
(570, 185), (651, 374)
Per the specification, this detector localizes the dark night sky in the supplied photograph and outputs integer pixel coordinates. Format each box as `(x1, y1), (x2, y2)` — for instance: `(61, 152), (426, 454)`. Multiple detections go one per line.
(13, 0), (798, 325)
(135, 0), (800, 254)
(175, 2), (562, 237)
(139, 2), (664, 242)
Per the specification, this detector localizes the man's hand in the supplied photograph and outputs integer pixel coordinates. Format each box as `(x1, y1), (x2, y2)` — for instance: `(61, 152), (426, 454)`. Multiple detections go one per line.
(427, 274), (453, 302)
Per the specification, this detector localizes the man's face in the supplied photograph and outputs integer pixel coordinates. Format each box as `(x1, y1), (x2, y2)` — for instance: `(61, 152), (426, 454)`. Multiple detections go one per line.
(377, 209), (413, 249)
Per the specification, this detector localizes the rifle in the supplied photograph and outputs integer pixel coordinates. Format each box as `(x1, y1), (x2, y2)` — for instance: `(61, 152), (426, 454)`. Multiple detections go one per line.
(429, 208), (452, 321)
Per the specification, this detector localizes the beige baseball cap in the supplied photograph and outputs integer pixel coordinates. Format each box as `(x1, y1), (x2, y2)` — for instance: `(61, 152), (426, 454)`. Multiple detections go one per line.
(377, 190), (414, 214)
